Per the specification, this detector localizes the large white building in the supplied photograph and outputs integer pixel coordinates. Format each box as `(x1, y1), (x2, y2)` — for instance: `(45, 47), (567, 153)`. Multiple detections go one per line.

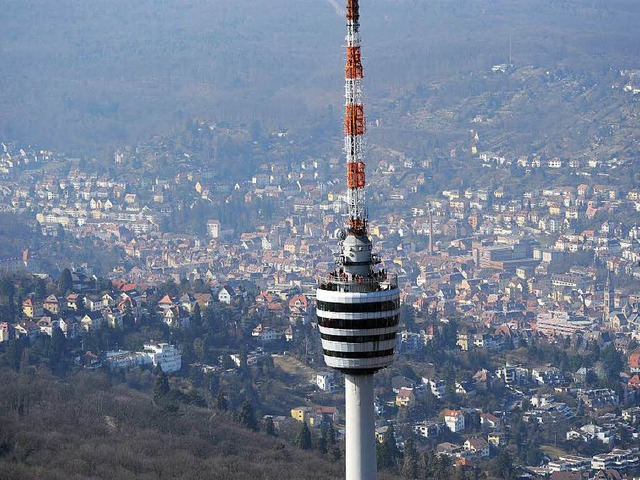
(591, 449), (639, 471)
(105, 350), (150, 369)
(444, 409), (465, 433)
(105, 343), (182, 373)
(143, 343), (182, 373)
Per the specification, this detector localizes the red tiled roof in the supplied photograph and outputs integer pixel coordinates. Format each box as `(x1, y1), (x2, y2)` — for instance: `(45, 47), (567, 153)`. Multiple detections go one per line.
(158, 294), (174, 305)
(629, 352), (640, 369)
(444, 409), (462, 417)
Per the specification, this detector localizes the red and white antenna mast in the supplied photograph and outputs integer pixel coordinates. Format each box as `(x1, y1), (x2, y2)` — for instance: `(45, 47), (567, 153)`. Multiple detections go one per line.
(345, 0), (367, 236)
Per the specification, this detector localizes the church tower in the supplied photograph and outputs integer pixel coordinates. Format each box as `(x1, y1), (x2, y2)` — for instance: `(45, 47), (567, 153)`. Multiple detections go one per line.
(604, 269), (614, 320)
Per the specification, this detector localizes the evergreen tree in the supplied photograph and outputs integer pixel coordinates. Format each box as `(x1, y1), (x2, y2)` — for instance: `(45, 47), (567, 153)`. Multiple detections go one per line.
(20, 347), (31, 373)
(160, 278), (179, 298)
(207, 373), (219, 400)
(189, 366), (203, 388)
(4, 339), (24, 371)
(295, 421), (313, 450)
(525, 444), (543, 466)
(377, 425), (399, 470)
(192, 303), (202, 329)
(56, 224), (65, 240)
(601, 343), (624, 377)
(591, 340), (601, 362)
(402, 437), (418, 479)
(262, 416), (276, 436)
(153, 371), (170, 403)
(193, 338), (206, 362)
(215, 389), (228, 411)
(420, 450), (436, 479)
(490, 451), (516, 480)
(237, 400), (258, 431)
(328, 444), (342, 462)
(317, 425), (328, 454)
(325, 423), (340, 460)
(35, 278), (46, 301)
(239, 344), (248, 371)
(48, 326), (67, 374)
(327, 423), (337, 448)
(0, 277), (16, 303)
(58, 268), (73, 295)
(434, 455), (453, 479)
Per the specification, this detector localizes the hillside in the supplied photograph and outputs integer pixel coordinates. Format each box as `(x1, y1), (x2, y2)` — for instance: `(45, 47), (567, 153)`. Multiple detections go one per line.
(0, 367), (355, 480)
(2, 0), (640, 153)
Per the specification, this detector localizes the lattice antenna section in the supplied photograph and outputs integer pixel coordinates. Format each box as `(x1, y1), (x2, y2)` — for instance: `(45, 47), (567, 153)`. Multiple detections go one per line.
(344, 0), (367, 236)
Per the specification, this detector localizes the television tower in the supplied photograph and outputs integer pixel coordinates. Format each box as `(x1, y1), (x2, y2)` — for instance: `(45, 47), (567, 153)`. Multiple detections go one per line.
(317, 1), (401, 479)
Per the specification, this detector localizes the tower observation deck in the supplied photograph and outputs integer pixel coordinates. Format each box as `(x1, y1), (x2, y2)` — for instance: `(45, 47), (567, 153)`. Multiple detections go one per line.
(316, 1), (401, 478)
(317, 265), (400, 373)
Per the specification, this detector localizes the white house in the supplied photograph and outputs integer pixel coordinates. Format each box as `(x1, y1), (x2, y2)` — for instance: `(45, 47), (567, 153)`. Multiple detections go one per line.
(218, 286), (236, 304)
(566, 424), (612, 445)
(59, 317), (81, 339)
(251, 324), (280, 342)
(444, 409), (465, 433)
(207, 219), (220, 239)
(84, 295), (103, 312)
(37, 316), (57, 337)
(316, 371), (337, 392)
(81, 313), (103, 332)
(422, 376), (446, 399)
(105, 350), (150, 369)
(412, 421), (445, 439)
(143, 343), (182, 373)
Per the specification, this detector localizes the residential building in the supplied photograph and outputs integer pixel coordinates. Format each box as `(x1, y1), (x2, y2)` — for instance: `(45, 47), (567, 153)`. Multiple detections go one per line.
(464, 437), (490, 458)
(396, 388), (416, 408)
(412, 421), (445, 439)
(316, 371), (337, 393)
(591, 449), (639, 471)
(143, 343), (182, 373)
(444, 409), (465, 433)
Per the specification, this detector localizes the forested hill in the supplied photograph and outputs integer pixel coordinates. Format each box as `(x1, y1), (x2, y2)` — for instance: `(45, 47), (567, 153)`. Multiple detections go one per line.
(0, 367), (364, 480)
(2, 0), (640, 154)
(0, 213), (37, 258)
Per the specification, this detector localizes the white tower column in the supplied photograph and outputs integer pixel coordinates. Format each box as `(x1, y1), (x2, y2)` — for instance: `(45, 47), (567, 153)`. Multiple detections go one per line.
(345, 373), (376, 480)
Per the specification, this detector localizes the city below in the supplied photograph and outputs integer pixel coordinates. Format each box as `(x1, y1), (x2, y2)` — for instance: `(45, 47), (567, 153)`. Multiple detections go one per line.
(1, 120), (640, 479)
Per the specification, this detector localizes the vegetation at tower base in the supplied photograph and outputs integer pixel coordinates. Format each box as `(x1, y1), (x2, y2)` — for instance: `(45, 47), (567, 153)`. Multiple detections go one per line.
(153, 370), (171, 403)
(262, 416), (276, 436)
(317, 423), (341, 461)
(0, 367), (360, 480)
(489, 451), (517, 480)
(215, 389), (229, 412)
(401, 437), (418, 479)
(377, 424), (400, 470)
(295, 420), (313, 450)
(237, 399), (259, 432)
